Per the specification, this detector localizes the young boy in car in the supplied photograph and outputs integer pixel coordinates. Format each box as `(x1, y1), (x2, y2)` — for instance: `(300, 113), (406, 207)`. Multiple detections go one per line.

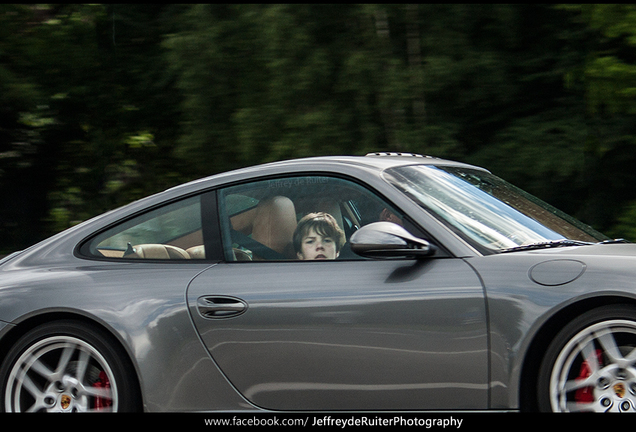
(293, 212), (345, 260)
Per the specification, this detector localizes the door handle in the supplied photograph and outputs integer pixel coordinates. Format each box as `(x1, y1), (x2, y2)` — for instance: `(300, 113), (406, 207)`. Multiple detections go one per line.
(197, 296), (247, 319)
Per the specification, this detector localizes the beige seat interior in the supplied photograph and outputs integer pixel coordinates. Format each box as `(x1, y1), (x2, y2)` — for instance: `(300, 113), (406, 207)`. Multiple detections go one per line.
(186, 245), (206, 259)
(125, 244), (190, 260)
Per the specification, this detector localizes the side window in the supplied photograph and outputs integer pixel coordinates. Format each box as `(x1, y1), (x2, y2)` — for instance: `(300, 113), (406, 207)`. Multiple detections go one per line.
(218, 176), (408, 262)
(86, 195), (206, 260)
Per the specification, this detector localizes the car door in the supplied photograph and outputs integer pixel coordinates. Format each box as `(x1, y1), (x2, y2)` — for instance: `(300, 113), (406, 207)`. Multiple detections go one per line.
(186, 175), (488, 410)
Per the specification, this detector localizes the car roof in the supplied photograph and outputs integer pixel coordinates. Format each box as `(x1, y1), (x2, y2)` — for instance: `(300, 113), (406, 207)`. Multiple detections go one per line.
(223, 152), (469, 174)
(169, 152), (484, 193)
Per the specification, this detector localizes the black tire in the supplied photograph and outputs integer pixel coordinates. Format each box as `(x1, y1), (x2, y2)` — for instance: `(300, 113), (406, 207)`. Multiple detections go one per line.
(0, 320), (140, 412)
(538, 305), (636, 412)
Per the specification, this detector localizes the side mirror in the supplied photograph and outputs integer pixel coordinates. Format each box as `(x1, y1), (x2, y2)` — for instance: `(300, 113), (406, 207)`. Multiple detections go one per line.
(350, 222), (436, 259)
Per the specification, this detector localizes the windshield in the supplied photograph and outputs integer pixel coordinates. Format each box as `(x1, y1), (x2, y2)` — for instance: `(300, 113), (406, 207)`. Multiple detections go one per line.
(384, 165), (608, 253)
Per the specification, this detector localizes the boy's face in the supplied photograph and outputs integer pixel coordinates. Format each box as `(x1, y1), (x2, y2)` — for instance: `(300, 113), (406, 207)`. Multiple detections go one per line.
(297, 227), (339, 260)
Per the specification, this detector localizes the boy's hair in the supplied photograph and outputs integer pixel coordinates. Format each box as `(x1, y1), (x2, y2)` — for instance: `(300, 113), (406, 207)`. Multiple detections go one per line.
(293, 212), (345, 253)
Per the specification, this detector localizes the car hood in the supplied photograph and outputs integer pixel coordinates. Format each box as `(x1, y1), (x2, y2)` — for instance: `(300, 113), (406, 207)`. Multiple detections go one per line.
(523, 242), (636, 258)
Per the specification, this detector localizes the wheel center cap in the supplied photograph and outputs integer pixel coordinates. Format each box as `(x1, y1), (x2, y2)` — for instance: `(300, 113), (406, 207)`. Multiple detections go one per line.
(614, 383), (626, 398)
(60, 394), (72, 410)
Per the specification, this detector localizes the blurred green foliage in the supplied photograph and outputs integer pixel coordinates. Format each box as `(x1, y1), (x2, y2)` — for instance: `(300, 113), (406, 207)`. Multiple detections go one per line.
(3, 4), (636, 253)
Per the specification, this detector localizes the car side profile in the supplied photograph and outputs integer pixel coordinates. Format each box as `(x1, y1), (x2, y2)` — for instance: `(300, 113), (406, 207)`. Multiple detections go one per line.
(0, 152), (635, 412)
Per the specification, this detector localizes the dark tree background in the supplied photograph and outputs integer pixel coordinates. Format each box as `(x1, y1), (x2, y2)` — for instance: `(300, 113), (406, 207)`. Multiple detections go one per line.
(3, 4), (636, 255)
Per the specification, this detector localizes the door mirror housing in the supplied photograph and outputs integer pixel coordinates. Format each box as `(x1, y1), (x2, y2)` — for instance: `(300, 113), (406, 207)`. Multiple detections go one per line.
(350, 222), (436, 259)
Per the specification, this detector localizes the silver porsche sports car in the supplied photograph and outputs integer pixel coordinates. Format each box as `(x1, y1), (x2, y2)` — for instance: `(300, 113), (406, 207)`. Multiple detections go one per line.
(1, 152), (634, 413)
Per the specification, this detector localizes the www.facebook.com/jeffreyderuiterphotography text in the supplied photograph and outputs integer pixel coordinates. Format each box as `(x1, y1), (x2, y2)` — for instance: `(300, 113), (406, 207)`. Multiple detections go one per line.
(204, 414), (464, 428)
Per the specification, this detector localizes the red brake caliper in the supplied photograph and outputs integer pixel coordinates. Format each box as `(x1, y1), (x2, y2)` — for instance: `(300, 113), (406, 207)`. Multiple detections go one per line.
(575, 349), (603, 402)
(94, 371), (112, 410)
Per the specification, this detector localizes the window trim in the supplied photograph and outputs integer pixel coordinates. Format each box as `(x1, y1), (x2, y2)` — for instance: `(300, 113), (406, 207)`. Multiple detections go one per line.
(202, 191), (224, 262)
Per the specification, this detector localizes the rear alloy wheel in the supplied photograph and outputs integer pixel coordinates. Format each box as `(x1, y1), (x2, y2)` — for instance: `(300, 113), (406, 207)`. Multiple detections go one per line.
(539, 306), (636, 412)
(1, 321), (139, 412)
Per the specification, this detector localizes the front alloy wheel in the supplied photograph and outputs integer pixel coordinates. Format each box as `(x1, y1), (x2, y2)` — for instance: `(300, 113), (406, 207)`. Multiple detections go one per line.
(539, 306), (636, 412)
(1, 321), (139, 412)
